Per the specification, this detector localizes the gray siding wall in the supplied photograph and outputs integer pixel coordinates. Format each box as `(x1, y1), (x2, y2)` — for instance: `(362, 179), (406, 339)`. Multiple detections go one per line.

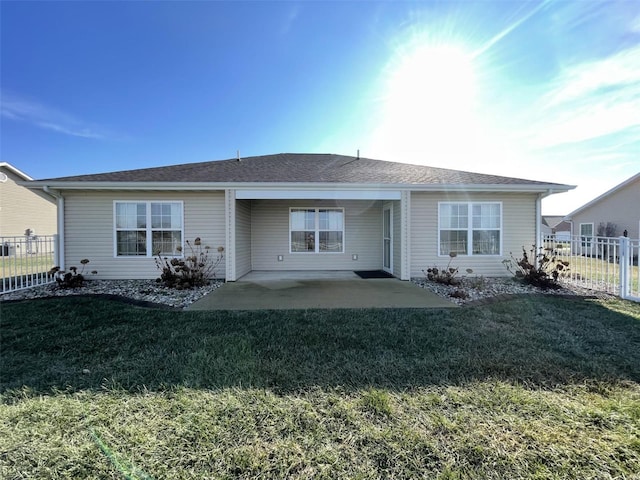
(63, 191), (226, 279)
(410, 192), (537, 277)
(570, 178), (640, 240)
(250, 199), (382, 270)
(235, 199), (252, 278)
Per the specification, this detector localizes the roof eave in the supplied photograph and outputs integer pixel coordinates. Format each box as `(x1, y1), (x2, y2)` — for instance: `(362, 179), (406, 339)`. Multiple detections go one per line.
(565, 172), (640, 219)
(22, 180), (575, 193)
(0, 162), (33, 181)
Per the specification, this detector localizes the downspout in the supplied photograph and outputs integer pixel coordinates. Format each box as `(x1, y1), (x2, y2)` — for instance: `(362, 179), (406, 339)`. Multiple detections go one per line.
(43, 186), (65, 269)
(535, 192), (543, 255)
(536, 188), (557, 264)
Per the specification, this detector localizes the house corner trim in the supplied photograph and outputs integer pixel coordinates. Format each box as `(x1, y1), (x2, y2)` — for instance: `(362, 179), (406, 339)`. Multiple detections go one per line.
(400, 190), (411, 280)
(225, 189), (236, 282)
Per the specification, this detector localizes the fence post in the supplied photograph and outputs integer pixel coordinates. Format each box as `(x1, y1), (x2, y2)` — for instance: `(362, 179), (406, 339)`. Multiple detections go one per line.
(619, 236), (629, 300)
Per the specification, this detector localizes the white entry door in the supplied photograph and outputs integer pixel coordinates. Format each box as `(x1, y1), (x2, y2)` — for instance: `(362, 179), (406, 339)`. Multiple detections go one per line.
(383, 206), (393, 273)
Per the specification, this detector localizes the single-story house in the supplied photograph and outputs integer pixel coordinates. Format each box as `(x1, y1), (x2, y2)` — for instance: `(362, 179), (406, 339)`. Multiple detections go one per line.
(24, 153), (574, 281)
(565, 172), (640, 243)
(541, 215), (571, 241)
(0, 162), (57, 238)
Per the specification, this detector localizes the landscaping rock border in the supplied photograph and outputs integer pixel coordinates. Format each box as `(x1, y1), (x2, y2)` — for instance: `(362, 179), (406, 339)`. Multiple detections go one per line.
(1, 276), (614, 309)
(0, 279), (223, 310)
(412, 276), (613, 306)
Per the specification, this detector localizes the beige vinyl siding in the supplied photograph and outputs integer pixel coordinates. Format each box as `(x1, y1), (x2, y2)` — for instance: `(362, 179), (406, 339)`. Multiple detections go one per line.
(235, 199), (252, 278)
(250, 199), (382, 270)
(63, 191), (225, 280)
(410, 192), (537, 277)
(570, 177), (640, 240)
(0, 167), (57, 237)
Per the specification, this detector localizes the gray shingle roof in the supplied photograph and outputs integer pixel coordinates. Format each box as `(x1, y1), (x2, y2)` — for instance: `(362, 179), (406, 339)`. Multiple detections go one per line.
(40, 153), (563, 186)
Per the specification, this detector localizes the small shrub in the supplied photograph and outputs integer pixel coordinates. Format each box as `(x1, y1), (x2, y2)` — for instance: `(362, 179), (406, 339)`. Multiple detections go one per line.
(596, 222), (618, 259)
(596, 222), (617, 238)
(423, 252), (462, 286)
(450, 288), (469, 299)
(155, 237), (224, 289)
(49, 259), (96, 289)
(502, 245), (569, 290)
(468, 274), (487, 291)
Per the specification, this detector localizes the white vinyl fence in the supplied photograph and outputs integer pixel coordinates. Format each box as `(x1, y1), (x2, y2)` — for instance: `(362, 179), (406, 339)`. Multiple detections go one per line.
(544, 234), (640, 302)
(0, 234), (59, 293)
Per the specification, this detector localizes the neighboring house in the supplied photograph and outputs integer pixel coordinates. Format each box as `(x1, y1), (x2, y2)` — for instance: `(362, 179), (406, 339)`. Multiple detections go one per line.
(0, 162), (57, 237)
(24, 153), (573, 281)
(542, 215), (571, 241)
(565, 172), (640, 246)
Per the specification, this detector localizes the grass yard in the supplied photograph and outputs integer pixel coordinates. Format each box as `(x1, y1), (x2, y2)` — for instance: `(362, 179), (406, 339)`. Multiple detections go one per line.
(558, 254), (640, 295)
(0, 254), (56, 292)
(0, 253), (56, 275)
(1, 296), (639, 479)
(578, 255), (640, 280)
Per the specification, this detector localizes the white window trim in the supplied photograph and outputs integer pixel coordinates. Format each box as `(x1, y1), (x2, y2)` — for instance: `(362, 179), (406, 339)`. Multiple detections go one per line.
(113, 200), (184, 258)
(289, 207), (345, 254)
(437, 201), (503, 257)
(579, 222), (594, 248)
(579, 222), (594, 236)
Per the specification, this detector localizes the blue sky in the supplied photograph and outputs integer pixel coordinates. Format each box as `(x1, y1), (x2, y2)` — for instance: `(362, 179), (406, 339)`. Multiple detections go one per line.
(1, 1), (638, 214)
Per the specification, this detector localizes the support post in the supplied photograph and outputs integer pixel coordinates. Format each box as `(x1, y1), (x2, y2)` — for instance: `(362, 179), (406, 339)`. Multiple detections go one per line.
(400, 190), (411, 280)
(225, 189), (236, 282)
(619, 236), (630, 300)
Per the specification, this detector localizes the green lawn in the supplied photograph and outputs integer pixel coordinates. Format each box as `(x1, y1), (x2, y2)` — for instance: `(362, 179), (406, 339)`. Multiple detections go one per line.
(556, 254), (640, 295)
(1, 297), (639, 479)
(0, 254), (56, 291)
(0, 253), (56, 273)
(544, 238), (640, 295)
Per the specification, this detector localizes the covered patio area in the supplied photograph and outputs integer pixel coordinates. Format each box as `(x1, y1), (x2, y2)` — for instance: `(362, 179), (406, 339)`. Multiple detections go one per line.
(188, 271), (456, 310)
(226, 190), (411, 282)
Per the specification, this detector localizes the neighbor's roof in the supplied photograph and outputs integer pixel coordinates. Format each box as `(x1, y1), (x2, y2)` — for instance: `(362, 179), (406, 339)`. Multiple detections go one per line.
(542, 215), (567, 228)
(0, 162), (33, 181)
(29, 153), (573, 191)
(565, 172), (640, 218)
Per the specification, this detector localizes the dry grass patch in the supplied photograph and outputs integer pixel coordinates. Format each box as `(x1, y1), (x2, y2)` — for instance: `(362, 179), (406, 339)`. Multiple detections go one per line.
(1, 295), (639, 478)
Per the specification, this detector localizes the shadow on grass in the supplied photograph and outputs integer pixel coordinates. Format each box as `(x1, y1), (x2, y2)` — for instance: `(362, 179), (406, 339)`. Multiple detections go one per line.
(1, 295), (639, 397)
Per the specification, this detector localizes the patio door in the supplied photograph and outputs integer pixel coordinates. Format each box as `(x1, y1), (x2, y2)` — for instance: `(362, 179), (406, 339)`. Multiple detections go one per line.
(383, 205), (393, 273)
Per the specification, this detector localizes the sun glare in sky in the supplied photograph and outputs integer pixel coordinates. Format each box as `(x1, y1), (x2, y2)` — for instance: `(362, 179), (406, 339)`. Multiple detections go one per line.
(386, 45), (476, 124)
(370, 39), (490, 168)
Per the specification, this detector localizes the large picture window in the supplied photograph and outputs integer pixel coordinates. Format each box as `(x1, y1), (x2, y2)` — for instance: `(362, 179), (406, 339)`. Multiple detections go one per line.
(439, 202), (501, 256)
(290, 208), (344, 253)
(114, 201), (183, 257)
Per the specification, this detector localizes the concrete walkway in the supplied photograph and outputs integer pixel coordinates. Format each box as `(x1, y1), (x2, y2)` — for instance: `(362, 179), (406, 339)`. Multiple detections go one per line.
(188, 271), (456, 310)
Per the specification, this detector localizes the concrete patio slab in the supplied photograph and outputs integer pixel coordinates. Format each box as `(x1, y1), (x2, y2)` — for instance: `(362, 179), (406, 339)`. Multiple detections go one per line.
(188, 271), (456, 310)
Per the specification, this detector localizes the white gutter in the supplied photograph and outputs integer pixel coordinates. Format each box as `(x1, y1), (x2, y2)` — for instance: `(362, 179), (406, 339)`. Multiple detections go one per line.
(536, 187), (564, 264)
(23, 180), (576, 194)
(43, 186), (65, 269)
(535, 192), (543, 258)
(0, 162), (33, 180)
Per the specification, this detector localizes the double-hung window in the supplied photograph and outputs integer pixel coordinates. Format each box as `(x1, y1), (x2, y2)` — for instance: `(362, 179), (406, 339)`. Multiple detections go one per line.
(580, 223), (594, 248)
(114, 201), (183, 256)
(439, 202), (501, 255)
(290, 208), (344, 253)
